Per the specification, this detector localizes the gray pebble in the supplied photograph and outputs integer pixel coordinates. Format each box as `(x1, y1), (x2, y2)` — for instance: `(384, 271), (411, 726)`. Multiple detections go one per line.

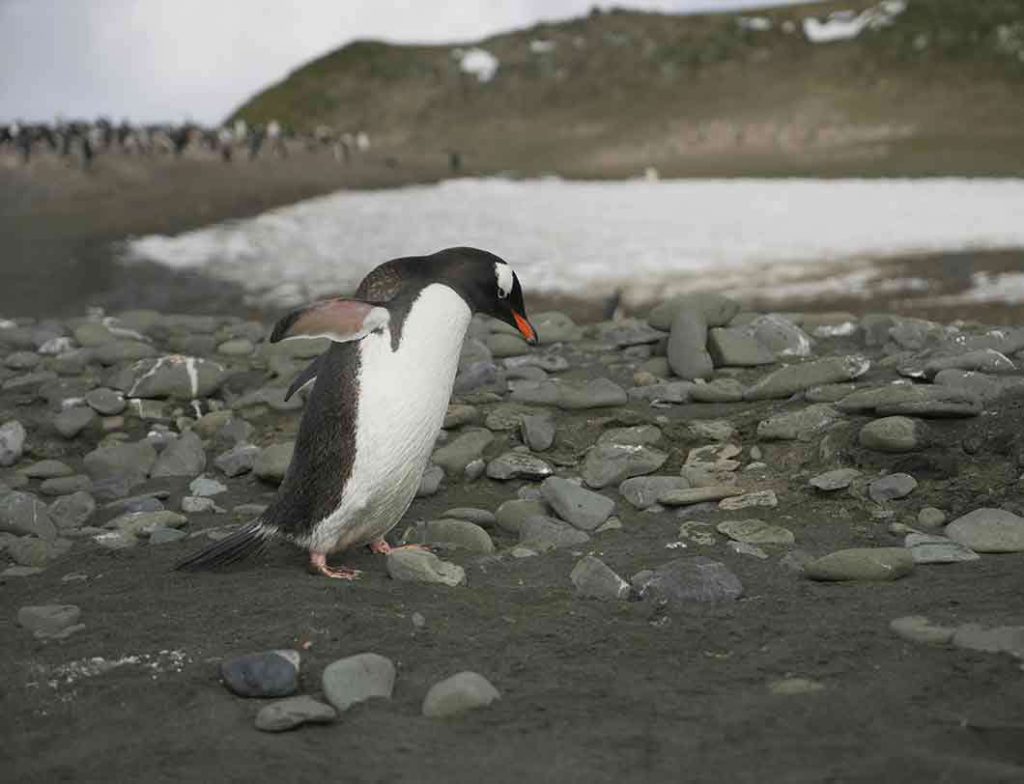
(386, 549), (466, 586)
(485, 452), (553, 481)
(868, 473), (918, 503)
(322, 653), (396, 712)
(422, 671), (500, 718)
(570, 555), (631, 600)
(859, 416), (926, 453)
(540, 477), (614, 531)
(632, 556), (743, 605)
(221, 650), (300, 698)
(804, 548), (914, 581)
(944, 508), (1024, 553)
(255, 695), (336, 733)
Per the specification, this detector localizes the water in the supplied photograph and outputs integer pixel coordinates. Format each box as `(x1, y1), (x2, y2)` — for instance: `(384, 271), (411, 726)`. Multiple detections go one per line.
(123, 177), (1024, 306)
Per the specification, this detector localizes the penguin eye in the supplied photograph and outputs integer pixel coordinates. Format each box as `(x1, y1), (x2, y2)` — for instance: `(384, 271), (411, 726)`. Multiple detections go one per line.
(497, 286), (508, 300)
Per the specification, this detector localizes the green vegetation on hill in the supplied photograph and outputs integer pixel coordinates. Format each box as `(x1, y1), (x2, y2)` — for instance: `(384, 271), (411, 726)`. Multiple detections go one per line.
(231, 0), (1024, 177)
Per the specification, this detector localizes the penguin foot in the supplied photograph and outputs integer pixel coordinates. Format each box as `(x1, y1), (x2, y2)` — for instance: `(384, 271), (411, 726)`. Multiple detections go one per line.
(308, 552), (360, 580)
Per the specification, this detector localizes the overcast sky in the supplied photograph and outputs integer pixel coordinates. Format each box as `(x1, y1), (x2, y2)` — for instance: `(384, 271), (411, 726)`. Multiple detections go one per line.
(0, 0), (811, 125)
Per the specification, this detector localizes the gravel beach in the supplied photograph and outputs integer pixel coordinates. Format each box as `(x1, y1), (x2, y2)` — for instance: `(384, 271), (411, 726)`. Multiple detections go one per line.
(2, 293), (1023, 782)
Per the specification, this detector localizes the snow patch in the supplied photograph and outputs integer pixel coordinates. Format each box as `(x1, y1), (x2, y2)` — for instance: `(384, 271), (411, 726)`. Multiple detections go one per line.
(454, 48), (499, 82)
(803, 1), (906, 44)
(530, 39), (556, 54)
(121, 177), (1024, 308)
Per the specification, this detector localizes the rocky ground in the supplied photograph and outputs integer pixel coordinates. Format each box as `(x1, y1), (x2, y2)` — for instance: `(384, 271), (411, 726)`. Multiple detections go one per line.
(2, 296), (1024, 783)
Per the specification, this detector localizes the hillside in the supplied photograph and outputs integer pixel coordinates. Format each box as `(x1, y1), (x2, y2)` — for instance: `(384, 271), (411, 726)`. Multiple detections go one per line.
(234, 0), (1024, 177)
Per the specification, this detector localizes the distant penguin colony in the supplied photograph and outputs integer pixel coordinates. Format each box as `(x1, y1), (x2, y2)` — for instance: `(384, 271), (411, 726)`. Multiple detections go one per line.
(176, 247), (536, 579)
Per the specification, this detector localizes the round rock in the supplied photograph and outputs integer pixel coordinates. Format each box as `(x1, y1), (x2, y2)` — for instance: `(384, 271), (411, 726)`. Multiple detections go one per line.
(221, 650), (300, 698)
(322, 653), (396, 712)
(422, 672), (500, 718)
(944, 508), (1024, 553)
(858, 416), (925, 453)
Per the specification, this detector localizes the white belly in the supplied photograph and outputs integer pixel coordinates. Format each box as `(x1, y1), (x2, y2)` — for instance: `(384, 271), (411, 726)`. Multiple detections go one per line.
(308, 284), (471, 553)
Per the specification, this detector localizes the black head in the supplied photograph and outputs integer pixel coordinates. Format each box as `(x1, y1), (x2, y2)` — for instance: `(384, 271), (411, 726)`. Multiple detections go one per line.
(358, 247), (537, 344)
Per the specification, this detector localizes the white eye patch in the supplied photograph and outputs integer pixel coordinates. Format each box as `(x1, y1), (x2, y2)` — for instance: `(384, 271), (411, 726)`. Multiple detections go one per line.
(495, 262), (514, 299)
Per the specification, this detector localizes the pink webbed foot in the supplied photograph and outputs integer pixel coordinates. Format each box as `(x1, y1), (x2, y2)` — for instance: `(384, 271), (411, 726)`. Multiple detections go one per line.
(308, 552), (360, 581)
(368, 539), (430, 555)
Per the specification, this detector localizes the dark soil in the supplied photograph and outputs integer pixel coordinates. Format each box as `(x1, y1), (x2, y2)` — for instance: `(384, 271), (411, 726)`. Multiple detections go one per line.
(3, 336), (1024, 784)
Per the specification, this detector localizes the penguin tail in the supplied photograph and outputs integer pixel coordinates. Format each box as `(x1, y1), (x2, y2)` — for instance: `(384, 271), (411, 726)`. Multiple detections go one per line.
(174, 521), (273, 572)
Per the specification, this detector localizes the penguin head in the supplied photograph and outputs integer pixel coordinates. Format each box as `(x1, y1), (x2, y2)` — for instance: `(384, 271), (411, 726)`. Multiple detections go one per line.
(356, 247), (538, 345)
(429, 248), (537, 345)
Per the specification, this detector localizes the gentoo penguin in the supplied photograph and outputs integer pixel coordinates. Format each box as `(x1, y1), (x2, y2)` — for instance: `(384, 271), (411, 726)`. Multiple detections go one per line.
(176, 247), (536, 579)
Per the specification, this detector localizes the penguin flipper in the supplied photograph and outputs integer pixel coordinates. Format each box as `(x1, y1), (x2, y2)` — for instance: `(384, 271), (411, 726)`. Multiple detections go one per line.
(284, 355), (321, 402)
(174, 521), (270, 571)
(270, 298), (389, 344)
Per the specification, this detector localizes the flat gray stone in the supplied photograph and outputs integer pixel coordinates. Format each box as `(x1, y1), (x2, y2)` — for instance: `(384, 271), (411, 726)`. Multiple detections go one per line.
(745, 356), (870, 400)
(485, 452), (553, 481)
(85, 387), (126, 415)
(255, 695), (337, 732)
(386, 549), (466, 586)
(21, 459), (73, 479)
(494, 498), (549, 534)
(0, 491), (57, 540)
(128, 356), (228, 399)
(904, 533), (980, 564)
(107, 510), (187, 537)
(422, 671), (500, 718)
(581, 444), (668, 489)
(707, 327), (776, 367)
(40, 475), (92, 496)
(838, 385), (982, 418)
(932, 368), (1024, 402)
(432, 430), (494, 476)
(804, 548), (914, 581)
(632, 556), (743, 605)
(214, 443), (260, 477)
(628, 381), (695, 404)
(716, 518), (794, 546)
(54, 407), (97, 439)
(570, 556), (632, 600)
(868, 473), (918, 503)
(747, 314), (813, 358)
(254, 442), (294, 484)
(540, 477), (614, 531)
(648, 293), (739, 331)
(945, 508), (1024, 553)
(151, 431), (206, 478)
(889, 615), (956, 645)
(441, 507), (495, 527)
(859, 416), (926, 453)
(518, 515), (590, 551)
(658, 485), (742, 506)
(809, 468), (862, 491)
(757, 404), (841, 441)
(689, 378), (744, 403)
(618, 476), (690, 509)
(322, 653), (396, 712)
(403, 519), (494, 553)
(512, 378), (627, 410)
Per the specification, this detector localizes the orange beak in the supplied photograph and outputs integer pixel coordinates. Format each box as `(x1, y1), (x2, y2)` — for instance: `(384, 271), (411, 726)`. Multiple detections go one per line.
(514, 311), (538, 345)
